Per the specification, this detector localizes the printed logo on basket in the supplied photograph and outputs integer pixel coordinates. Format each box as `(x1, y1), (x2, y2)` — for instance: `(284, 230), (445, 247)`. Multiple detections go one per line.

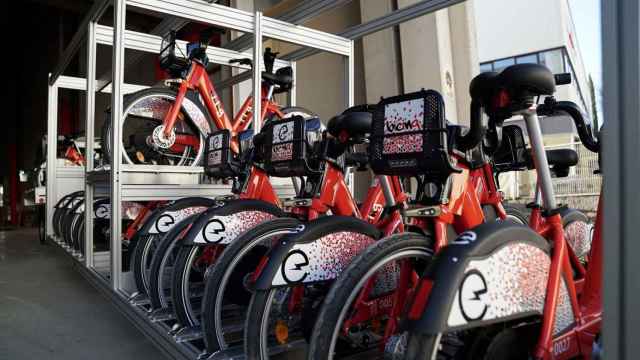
(281, 249), (310, 283)
(385, 119), (422, 134)
(273, 122), (294, 144)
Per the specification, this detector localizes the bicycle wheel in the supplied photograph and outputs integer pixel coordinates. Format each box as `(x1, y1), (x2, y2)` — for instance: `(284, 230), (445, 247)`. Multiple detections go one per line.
(244, 216), (381, 360)
(102, 88), (211, 166)
(131, 234), (158, 295)
(148, 214), (199, 310)
(309, 233), (433, 360)
(170, 200), (284, 329)
(502, 205), (528, 225)
(131, 197), (217, 297)
(201, 217), (302, 354)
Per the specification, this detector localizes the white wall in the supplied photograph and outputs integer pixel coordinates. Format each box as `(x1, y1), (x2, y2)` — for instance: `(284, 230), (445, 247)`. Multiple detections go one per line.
(474, 0), (564, 62)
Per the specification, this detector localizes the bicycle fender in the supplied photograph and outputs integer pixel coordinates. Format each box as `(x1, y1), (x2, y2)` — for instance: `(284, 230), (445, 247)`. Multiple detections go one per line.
(409, 222), (575, 336)
(253, 216), (383, 290)
(181, 199), (284, 246)
(141, 197), (219, 236)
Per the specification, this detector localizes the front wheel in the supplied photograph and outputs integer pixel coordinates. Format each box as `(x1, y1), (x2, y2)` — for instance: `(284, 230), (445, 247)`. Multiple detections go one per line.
(308, 233), (433, 360)
(101, 88), (210, 166)
(406, 324), (537, 360)
(202, 217), (302, 353)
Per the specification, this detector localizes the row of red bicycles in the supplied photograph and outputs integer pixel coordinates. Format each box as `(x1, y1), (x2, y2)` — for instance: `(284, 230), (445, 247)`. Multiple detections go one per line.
(53, 28), (601, 360)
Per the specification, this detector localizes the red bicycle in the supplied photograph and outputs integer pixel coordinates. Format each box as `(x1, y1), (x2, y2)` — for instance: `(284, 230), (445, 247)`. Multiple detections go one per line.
(165, 112), (407, 348)
(241, 89), (568, 359)
(404, 63), (601, 360)
(101, 28), (303, 166)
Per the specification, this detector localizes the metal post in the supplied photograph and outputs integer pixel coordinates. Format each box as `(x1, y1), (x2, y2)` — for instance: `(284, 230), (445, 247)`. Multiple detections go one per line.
(602, 1), (640, 359)
(46, 82), (58, 237)
(252, 11), (263, 133)
(110, 0), (127, 290)
(289, 61), (297, 107)
(345, 41), (355, 190)
(84, 21), (97, 268)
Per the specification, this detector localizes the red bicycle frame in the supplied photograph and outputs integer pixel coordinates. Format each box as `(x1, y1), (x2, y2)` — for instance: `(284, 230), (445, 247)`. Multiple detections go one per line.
(342, 157), (502, 343)
(528, 193), (601, 360)
(162, 61), (284, 153)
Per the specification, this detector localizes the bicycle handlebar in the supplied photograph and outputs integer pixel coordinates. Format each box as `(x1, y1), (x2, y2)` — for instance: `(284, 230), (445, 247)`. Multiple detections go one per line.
(538, 99), (600, 153)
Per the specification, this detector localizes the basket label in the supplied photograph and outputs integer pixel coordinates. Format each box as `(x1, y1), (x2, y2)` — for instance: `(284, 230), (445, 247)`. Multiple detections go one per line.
(383, 134), (423, 154)
(383, 99), (424, 135)
(273, 121), (294, 144)
(208, 150), (222, 166)
(272, 143), (293, 161)
(208, 133), (224, 150)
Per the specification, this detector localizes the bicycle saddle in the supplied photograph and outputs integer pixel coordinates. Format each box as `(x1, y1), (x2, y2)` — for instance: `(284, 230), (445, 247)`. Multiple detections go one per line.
(327, 112), (372, 140)
(470, 64), (556, 103)
(499, 63), (556, 98)
(262, 67), (293, 88)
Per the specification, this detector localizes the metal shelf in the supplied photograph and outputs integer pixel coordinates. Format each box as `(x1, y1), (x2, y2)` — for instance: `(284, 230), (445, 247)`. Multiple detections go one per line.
(43, 0), (467, 359)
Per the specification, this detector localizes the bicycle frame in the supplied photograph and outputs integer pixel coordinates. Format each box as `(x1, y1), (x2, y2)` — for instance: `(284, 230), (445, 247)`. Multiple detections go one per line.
(341, 157), (502, 344)
(521, 107), (601, 360)
(162, 60), (284, 153)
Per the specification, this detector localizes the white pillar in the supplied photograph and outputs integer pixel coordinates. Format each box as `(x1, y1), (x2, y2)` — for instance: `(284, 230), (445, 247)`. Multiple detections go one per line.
(397, 0), (479, 125)
(448, 2), (479, 126)
(359, 0), (401, 102)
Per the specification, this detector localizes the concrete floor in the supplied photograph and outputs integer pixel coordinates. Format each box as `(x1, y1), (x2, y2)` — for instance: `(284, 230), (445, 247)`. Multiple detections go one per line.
(0, 228), (166, 360)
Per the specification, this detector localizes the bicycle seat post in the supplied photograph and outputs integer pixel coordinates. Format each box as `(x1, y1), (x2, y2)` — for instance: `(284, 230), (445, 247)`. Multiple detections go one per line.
(517, 106), (557, 210)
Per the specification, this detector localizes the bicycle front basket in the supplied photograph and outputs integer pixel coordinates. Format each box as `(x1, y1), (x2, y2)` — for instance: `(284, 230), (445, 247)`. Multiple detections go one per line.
(369, 89), (453, 177)
(204, 129), (236, 178)
(262, 116), (320, 177)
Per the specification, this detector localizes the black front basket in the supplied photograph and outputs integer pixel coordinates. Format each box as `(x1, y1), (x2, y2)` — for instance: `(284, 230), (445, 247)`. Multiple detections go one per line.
(262, 116), (320, 177)
(369, 89), (455, 177)
(204, 129), (237, 178)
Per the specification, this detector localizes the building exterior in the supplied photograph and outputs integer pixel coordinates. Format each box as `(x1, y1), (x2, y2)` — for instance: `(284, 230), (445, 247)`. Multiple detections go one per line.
(474, 0), (593, 145)
(474, 0), (599, 208)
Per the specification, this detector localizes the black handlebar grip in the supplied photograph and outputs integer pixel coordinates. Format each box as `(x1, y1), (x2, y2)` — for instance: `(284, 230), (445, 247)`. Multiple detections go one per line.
(554, 73), (572, 85)
(455, 100), (486, 151)
(540, 101), (600, 153)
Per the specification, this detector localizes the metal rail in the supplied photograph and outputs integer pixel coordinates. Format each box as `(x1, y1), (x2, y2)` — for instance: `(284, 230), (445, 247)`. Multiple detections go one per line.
(217, 0), (466, 89)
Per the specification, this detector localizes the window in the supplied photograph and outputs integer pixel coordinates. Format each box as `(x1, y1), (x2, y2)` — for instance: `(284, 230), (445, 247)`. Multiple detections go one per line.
(516, 54), (538, 64)
(480, 63), (493, 73)
(493, 57), (515, 72)
(538, 49), (564, 73)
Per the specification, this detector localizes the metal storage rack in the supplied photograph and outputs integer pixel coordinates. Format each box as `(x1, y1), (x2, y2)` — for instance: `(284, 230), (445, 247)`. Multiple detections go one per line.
(44, 0), (469, 358)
